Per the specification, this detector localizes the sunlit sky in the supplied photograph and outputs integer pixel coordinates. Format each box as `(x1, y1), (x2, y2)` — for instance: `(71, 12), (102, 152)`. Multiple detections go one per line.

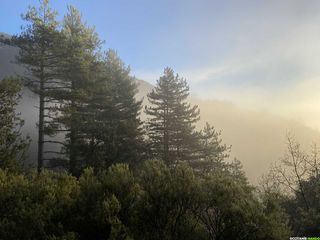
(2, 0), (320, 129)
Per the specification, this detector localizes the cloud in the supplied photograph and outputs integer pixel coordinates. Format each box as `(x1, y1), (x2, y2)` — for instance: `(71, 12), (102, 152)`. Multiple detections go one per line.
(132, 69), (161, 84)
(132, 0), (320, 131)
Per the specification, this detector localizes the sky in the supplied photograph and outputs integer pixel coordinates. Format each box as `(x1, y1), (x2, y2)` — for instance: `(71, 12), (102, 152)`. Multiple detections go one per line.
(2, 0), (320, 129)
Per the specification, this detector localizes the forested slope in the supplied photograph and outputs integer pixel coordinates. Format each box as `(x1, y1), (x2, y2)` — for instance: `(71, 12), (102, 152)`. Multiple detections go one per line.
(2, 35), (320, 182)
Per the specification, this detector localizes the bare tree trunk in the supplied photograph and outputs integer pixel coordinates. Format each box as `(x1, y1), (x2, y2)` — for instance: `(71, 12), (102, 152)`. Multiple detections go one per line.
(37, 66), (45, 174)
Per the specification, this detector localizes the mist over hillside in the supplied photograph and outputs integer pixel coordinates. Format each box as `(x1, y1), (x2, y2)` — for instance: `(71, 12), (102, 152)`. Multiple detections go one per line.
(1, 36), (320, 183)
(137, 78), (320, 182)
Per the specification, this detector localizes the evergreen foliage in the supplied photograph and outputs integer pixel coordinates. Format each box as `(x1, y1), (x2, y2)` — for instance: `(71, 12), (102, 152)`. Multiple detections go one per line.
(192, 122), (231, 174)
(47, 5), (102, 175)
(0, 78), (29, 171)
(145, 67), (200, 165)
(0, 162), (290, 240)
(1, 0), (318, 237)
(82, 50), (144, 170)
(13, 0), (60, 173)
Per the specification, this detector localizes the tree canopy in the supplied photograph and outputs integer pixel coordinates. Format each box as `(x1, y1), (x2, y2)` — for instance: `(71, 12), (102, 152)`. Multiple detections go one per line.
(0, 0), (318, 238)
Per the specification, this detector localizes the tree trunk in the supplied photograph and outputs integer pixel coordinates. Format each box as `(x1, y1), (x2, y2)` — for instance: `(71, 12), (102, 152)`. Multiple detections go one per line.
(37, 68), (45, 174)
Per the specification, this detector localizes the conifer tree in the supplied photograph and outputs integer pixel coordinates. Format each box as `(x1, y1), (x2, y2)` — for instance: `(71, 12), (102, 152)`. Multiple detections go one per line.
(0, 78), (29, 171)
(192, 122), (230, 174)
(14, 0), (60, 173)
(47, 6), (102, 175)
(145, 68), (200, 165)
(83, 50), (144, 169)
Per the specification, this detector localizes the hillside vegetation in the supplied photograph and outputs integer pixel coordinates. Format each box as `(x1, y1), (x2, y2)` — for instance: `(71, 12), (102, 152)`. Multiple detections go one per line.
(1, 1), (320, 238)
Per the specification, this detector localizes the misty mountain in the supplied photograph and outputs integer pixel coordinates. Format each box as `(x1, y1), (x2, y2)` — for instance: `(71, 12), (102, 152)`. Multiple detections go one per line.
(137, 78), (320, 183)
(1, 37), (320, 183)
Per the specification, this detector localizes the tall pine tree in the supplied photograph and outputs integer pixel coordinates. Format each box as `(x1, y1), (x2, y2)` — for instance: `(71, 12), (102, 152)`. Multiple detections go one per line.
(14, 0), (60, 173)
(46, 6), (102, 175)
(145, 68), (200, 165)
(83, 50), (144, 170)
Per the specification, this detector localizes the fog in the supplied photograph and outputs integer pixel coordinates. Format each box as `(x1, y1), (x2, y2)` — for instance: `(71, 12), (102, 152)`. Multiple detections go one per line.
(3, 33), (320, 183)
(132, 0), (320, 131)
(137, 80), (320, 183)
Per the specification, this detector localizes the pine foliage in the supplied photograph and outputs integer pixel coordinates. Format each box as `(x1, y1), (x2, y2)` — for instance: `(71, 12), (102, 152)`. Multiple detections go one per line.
(145, 67), (200, 165)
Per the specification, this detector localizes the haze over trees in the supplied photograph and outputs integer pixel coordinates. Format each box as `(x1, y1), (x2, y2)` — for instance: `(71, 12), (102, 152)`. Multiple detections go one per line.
(0, 78), (29, 171)
(145, 67), (200, 165)
(261, 135), (320, 236)
(0, 0), (318, 239)
(13, 0), (60, 173)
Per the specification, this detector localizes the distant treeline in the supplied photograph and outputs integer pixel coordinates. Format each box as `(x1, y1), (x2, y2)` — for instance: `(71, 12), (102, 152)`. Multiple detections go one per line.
(0, 0), (319, 239)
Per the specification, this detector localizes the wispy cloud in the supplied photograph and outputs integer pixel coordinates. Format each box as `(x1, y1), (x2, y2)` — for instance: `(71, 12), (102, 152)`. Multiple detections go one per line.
(130, 0), (320, 129)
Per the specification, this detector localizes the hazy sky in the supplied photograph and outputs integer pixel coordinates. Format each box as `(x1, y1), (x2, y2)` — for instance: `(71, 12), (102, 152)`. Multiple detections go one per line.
(2, 0), (320, 129)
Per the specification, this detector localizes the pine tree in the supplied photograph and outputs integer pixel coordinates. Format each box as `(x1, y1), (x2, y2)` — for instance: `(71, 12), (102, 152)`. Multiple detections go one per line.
(145, 68), (200, 165)
(46, 6), (102, 175)
(0, 78), (29, 171)
(83, 50), (144, 170)
(192, 122), (230, 174)
(13, 0), (60, 173)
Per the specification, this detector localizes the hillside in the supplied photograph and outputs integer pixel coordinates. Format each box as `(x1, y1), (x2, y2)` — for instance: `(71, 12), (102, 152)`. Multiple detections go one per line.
(1, 38), (320, 183)
(136, 79), (320, 182)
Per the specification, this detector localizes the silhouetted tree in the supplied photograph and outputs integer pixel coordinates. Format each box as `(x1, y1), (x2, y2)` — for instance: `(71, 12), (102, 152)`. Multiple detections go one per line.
(191, 122), (230, 174)
(83, 50), (144, 170)
(145, 68), (200, 165)
(14, 0), (60, 173)
(47, 6), (102, 175)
